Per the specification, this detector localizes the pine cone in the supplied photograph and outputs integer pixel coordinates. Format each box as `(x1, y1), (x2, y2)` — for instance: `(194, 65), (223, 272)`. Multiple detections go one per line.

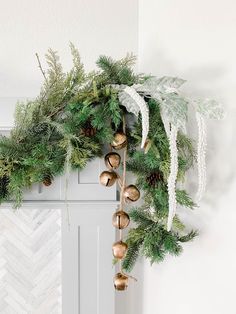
(81, 121), (97, 137)
(43, 175), (53, 187)
(146, 171), (163, 187)
(81, 127), (96, 137)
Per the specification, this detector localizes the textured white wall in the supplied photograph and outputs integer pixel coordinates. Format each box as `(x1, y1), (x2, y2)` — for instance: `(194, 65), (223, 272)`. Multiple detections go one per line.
(139, 1), (236, 314)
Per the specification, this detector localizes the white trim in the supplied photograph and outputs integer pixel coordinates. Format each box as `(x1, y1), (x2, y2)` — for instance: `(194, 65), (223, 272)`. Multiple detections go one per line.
(1, 200), (119, 208)
(0, 126), (12, 130)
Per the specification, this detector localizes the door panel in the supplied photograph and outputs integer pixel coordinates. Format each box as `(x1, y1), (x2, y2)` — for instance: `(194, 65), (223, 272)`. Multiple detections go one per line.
(62, 203), (116, 314)
(22, 159), (116, 202)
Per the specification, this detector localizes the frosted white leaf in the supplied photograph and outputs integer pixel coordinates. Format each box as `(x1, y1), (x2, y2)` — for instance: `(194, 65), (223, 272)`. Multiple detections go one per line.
(160, 94), (188, 130)
(110, 84), (127, 91)
(119, 86), (149, 148)
(136, 77), (188, 131)
(119, 88), (140, 116)
(137, 76), (186, 96)
(154, 76), (186, 89)
(196, 99), (225, 120)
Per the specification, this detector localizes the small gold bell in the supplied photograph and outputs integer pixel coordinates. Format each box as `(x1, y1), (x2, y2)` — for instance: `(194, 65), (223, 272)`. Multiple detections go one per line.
(112, 210), (130, 229)
(105, 152), (121, 170)
(112, 241), (128, 259)
(124, 185), (140, 202)
(111, 132), (127, 150)
(114, 272), (129, 291)
(99, 171), (117, 187)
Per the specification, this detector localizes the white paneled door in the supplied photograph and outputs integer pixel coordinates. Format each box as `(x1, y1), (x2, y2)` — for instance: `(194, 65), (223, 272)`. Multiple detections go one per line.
(62, 203), (116, 314)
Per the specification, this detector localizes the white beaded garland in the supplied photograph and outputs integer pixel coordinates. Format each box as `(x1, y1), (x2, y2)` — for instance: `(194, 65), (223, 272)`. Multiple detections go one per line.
(167, 124), (179, 231)
(196, 112), (207, 201)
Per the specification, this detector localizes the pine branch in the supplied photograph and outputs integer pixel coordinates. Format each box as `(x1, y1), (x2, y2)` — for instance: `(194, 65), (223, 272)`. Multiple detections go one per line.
(122, 228), (144, 272)
(122, 240), (143, 272)
(129, 208), (155, 229)
(69, 42), (85, 83)
(176, 190), (196, 209)
(178, 230), (198, 242)
(96, 54), (138, 85)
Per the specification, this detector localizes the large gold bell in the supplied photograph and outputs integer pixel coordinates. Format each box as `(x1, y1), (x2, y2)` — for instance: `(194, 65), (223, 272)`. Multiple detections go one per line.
(111, 132), (127, 150)
(124, 185), (140, 202)
(105, 152), (121, 170)
(112, 241), (128, 259)
(114, 272), (129, 291)
(112, 210), (130, 229)
(99, 171), (117, 187)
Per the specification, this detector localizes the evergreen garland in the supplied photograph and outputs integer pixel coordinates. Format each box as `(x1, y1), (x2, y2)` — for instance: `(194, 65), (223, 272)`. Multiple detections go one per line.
(0, 45), (216, 272)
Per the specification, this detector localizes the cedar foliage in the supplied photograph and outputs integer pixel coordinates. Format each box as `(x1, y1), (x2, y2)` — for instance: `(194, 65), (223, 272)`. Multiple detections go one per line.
(0, 46), (198, 271)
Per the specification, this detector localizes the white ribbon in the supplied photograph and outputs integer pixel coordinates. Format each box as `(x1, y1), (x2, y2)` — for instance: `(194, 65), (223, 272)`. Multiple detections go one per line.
(119, 86), (149, 148)
(167, 124), (179, 231)
(195, 99), (224, 201)
(196, 112), (207, 201)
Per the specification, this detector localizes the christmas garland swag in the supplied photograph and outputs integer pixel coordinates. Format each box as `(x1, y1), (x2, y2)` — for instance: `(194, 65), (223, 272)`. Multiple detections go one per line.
(0, 45), (224, 290)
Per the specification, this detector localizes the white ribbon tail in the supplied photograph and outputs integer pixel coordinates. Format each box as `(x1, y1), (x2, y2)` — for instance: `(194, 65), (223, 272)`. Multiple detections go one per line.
(167, 124), (178, 231)
(160, 111), (171, 137)
(196, 112), (207, 201)
(122, 86), (149, 148)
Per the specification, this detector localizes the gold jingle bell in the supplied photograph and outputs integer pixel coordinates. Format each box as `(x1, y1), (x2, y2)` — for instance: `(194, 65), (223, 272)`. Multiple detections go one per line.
(105, 152), (121, 170)
(99, 171), (117, 187)
(111, 132), (127, 150)
(112, 210), (130, 229)
(114, 272), (129, 291)
(112, 241), (128, 259)
(124, 185), (140, 202)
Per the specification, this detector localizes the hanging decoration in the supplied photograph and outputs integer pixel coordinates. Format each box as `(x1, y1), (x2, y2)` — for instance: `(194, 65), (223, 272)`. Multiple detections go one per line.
(194, 99), (225, 201)
(124, 184), (140, 203)
(99, 170), (117, 187)
(0, 45), (224, 290)
(118, 86), (149, 148)
(99, 117), (139, 290)
(196, 112), (207, 202)
(104, 152), (121, 170)
(166, 124), (179, 231)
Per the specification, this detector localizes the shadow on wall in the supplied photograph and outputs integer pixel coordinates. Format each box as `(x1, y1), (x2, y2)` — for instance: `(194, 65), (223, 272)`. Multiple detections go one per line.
(183, 64), (236, 231)
(183, 65), (236, 206)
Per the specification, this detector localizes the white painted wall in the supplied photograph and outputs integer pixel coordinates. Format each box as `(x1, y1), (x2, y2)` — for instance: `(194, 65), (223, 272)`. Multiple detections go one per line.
(0, 0), (138, 126)
(139, 1), (236, 313)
